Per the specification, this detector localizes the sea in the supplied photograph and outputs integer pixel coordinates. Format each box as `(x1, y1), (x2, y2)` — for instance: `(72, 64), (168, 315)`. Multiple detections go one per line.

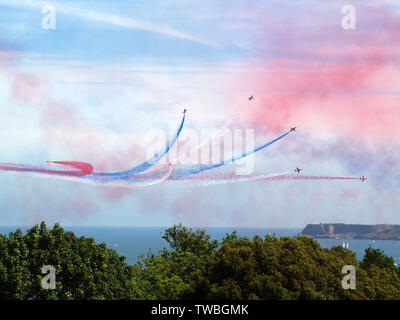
(0, 226), (399, 266)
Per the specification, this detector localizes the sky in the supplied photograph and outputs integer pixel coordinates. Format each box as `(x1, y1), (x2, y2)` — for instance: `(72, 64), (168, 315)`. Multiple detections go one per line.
(0, 0), (399, 227)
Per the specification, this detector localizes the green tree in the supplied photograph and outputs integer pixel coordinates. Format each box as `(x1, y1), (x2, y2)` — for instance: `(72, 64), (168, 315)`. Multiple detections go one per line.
(0, 222), (137, 300)
(190, 234), (400, 300)
(143, 225), (400, 300)
(133, 223), (218, 299)
(2, 223), (400, 300)
(161, 223), (219, 257)
(193, 235), (361, 299)
(360, 246), (397, 273)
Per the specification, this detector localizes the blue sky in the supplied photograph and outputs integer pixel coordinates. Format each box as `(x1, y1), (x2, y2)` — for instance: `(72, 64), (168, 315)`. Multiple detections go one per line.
(0, 0), (399, 227)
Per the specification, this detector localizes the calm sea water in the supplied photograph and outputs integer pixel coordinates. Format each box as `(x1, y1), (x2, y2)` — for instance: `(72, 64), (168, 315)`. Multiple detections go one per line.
(1, 226), (399, 265)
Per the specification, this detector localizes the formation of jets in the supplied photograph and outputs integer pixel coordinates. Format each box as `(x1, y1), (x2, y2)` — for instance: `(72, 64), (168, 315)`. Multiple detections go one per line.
(180, 101), (368, 183)
(42, 101), (367, 185)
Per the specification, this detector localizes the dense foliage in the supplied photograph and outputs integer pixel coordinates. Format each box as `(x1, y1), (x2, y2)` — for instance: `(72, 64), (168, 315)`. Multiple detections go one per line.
(0, 222), (135, 299)
(0, 222), (399, 299)
(135, 224), (400, 300)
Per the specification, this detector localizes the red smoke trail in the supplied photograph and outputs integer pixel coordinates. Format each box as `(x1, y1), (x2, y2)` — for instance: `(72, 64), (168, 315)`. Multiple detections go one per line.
(0, 161), (94, 177)
(172, 174), (360, 183)
(273, 175), (360, 181)
(47, 161), (94, 176)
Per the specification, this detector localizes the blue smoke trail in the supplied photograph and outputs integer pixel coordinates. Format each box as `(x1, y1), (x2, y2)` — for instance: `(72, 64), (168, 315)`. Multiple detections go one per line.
(170, 130), (290, 178)
(85, 113), (185, 183)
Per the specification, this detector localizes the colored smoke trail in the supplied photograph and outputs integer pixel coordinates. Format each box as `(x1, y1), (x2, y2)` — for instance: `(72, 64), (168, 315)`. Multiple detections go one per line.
(276, 175), (360, 181)
(103, 164), (173, 188)
(47, 161), (94, 175)
(170, 130), (291, 178)
(87, 113), (185, 182)
(14, 164), (174, 188)
(0, 113), (184, 183)
(170, 173), (360, 186)
(171, 171), (290, 187)
(0, 161), (93, 177)
(223, 174), (359, 182)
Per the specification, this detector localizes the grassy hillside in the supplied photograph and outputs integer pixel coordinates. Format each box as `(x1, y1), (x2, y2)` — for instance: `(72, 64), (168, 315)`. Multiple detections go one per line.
(301, 223), (400, 240)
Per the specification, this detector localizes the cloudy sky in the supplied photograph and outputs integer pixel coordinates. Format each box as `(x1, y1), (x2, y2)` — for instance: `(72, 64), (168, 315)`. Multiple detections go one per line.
(0, 0), (399, 227)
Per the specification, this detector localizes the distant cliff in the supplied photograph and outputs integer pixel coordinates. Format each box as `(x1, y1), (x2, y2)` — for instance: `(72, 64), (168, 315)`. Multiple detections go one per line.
(301, 223), (400, 240)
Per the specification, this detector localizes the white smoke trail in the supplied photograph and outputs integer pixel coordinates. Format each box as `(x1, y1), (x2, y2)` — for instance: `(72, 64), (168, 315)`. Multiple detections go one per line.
(188, 101), (252, 155)
(102, 164), (173, 188)
(2, 165), (173, 188)
(177, 171), (290, 187)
